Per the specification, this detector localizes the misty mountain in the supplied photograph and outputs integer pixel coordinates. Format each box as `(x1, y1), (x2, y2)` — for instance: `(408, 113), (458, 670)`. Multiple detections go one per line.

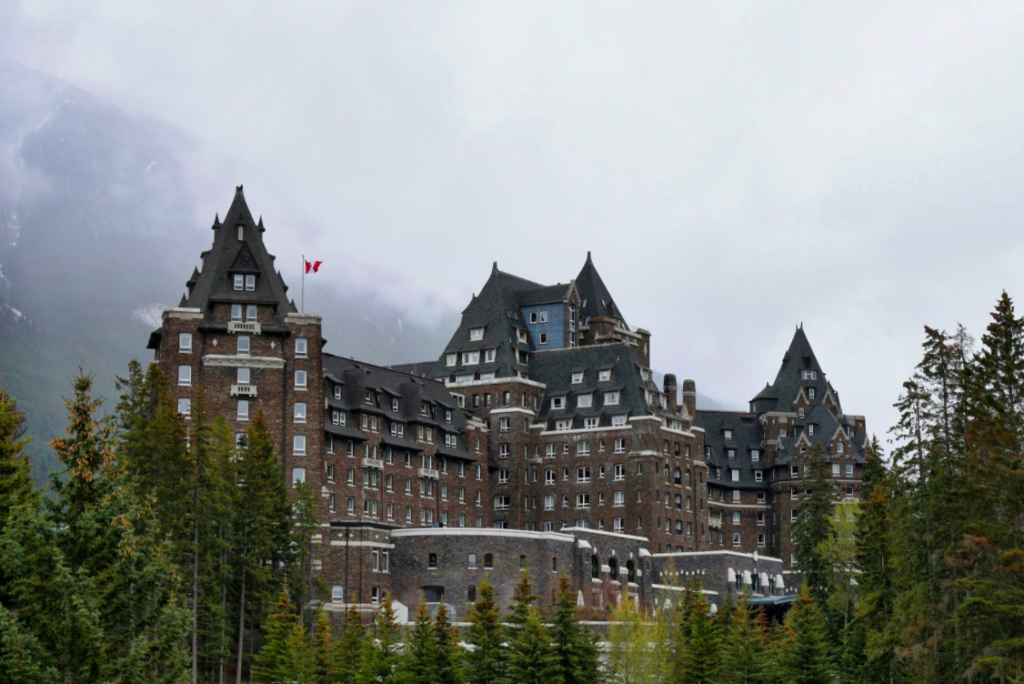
(0, 62), (456, 483)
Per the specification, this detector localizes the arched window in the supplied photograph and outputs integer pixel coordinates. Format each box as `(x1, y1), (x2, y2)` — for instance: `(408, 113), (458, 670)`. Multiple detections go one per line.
(484, 553), (494, 570)
(519, 554), (527, 570)
(608, 557), (619, 579)
(674, 467), (682, 485)
(591, 554), (600, 578)
(468, 553), (477, 569)
(428, 553), (437, 569)
(626, 559), (636, 583)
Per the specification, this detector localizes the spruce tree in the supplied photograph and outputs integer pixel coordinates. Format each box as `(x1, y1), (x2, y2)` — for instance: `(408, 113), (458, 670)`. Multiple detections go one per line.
(775, 587), (833, 684)
(254, 589), (298, 684)
(312, 608), (333, 682)
(791, 443), (836, 610)
(334, 605), (368, 684)
(506, 570), (560, 684)
(358, 593), (402, 684)
(681, 588), (720, 684)
(549, 575), (600, 684)
(433, 599), (461, 684)
(606, 596), (670, 684)
(0, 389), (34, 526)
(0, 605), (59, 684)
(463, 575), (506, 684)
(718, 594), (769, 684)
(401, 598), (438, 684)
(281, 622), (320, 684)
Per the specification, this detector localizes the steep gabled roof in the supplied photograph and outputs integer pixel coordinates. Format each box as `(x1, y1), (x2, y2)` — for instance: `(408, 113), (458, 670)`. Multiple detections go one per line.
(575, 251), (625, 325)
(183, 186), (295, 319)
(753, 325), (842, 415)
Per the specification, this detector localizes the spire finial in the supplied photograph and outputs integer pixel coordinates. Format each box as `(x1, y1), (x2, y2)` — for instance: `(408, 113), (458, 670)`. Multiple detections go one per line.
(586, 250), (592, 263)
(212, 212), (220, 228)
(492, 261), (498, 274)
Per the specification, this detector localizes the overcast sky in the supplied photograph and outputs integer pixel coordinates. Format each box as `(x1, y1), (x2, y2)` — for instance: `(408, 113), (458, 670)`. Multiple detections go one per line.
(6, 1), (1024, 443)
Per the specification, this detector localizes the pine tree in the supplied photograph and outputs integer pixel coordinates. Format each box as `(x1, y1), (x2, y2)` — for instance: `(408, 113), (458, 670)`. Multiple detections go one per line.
(281, 622), (320, 684)
(775, 587), (833, 684)
(312, 608), (333, 682)
(358, 593), (402, 684)
(401, 598), (438, 684)
(606, 596), (670, 684)
(718, 594), (769, 684)
(791, 443), (836, 611)
(255, 589), (298, 683)
(333, 605), (368, 684)
(680, 588), (720, 684)
(0, 389), (34, 526)
(464, 575), (506, 684)
(0, 605), (59, 684)
(549, 575), (600, 684)
(433, 600), (461, 684)
(506, 570), (560, 684)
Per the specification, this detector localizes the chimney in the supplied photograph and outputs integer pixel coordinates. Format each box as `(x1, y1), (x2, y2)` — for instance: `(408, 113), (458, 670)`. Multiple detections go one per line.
(682, 379), (697, 418)
(663, 374), (678, 412)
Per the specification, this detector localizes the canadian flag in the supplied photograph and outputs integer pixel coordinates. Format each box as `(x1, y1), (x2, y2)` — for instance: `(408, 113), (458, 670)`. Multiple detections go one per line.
(304, 260), (322, 274)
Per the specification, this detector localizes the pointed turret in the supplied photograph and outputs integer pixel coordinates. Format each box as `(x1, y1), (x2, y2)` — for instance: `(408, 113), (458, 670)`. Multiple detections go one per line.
(575, 251), (625, 325)
(212, 212), (220, 229)
(752, 325), (840, 415)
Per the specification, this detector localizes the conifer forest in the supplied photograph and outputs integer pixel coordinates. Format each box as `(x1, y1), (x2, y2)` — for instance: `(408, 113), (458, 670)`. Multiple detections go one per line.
(2, 292), (1024, 683)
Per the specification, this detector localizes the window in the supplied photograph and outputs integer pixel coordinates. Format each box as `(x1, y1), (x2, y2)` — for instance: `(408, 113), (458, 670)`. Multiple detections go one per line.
(231, 304), (243, 321)
(246, 304), (257, 321)
(837, 442), (845, 454)
(613, 518), (625, 533)
(539, 332), (548, 345)
(244, 275), (255, 291)
(556, 419), (572, 431)
(732, 490), (741, 502)
(846, 463), (854, 476)
(178, 398), (191, 415)
(613, 491), (625, 507)
(801, 370), (817, 380)
(733, 533), (741, 546)
(292, 468), (306, 487)
(237, 400), (249, 421)
(545, 469), (556, 485)
(552, 396), (565, 410)
(178, 366), (192, 386)
(832, 463), (840, 477)
(571, 371), (584, 384)
(483, 553), (494, 570)
(332, 586), (344, 603)
(295, 338), (308, 358)
(294, 403), (307, 423)
(500, 417), (510, 432)
(577, 441), (591, 456)
(614, 463), (625, 481)
(237, 336), (251, 356)
(724, 429), (733, 440)
(755, 470), (763, 482)
(808, 387), (816, 400)
(234, 368), (249, 387)
(428, 553), (438, 569)
(178, 333), (192, 353)
(599, 369), (611, 382)
(233, 275), (243, 291)
(544, 495), (555, 510)
(577, 394), (593, 408)
(791, 465), (800, 477)
(293, 435), (306, 455)
(798, 407), (805, 419)
(294, 370), (307, 389)
(614, 438), (626, 454)
(576, 466), (591, 483)
(446, 353), (457, 366)
(584, 417), (598, 429)
(470, 327), (484, 341)
(727, 449), (736, 460)
(463, 351), (480, 365)
(605, 391), (620, 405)
(468, 554), (477, 569)
(808, 424), (815, 436)
(731, 470), (740, 482)
(751, 449), (760, 462)
(499, 443), (510, 459)
(612, 415), (627, 427)
(328, 494), (336, 512)
(485, 349), (496, 363)
(576, 493), (590, 509)
(780, 428), (787, 438)
(498, 469), (509, 484)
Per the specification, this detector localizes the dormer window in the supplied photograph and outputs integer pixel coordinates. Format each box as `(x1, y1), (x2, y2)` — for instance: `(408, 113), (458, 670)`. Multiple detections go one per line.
(237, 225), (244, 241)
(604, 391), (620, 405)
(245, 275), (255, 292)
(751, 449), (760, 462)
(724, 429), (733, 440)
(446, 353), (456, 366)
(552, 396), (565, 410)
(334, 386), (342, 400)
(808, 388), (816, 400)
(517, 329), (528, 344)
(364, 390), (374, 404)
(571, 372), (584, 384)
(801, 370), (817, 380)
(599, 369), (612, 382)
(808, 424), (815, 436)
(485, 349), (496, 363)
(233, 275), (244, 291)
(727, 449), (736, 460)
(392, 398), (399, 412)
(463, 351), (480, 365)
(470, 327), (484, 341)
(578, 394), (593, 408)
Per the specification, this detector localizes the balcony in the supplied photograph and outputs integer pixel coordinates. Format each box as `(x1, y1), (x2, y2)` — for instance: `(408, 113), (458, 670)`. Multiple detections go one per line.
(709, 517), (723, 529)
(228, 321), (262, 335)
(231, 385), (257, 397)
(362, 457), (384, 470)
(418, 467), (439, 480)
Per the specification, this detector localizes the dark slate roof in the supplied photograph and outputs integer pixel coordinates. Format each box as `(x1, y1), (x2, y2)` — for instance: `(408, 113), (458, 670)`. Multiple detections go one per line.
(753, 325), (841, 414)
(518, 283), (571, 306)
(387, 361), (437, 377)
(430, 263), (541, 379)
(529, 343), (665, 428)
(183, 186), (295, 319)
(575, 252), (626, 325)
(323, 353), (477, 460)
(775, 400), (867, 465)
(697, 410), (769, 490)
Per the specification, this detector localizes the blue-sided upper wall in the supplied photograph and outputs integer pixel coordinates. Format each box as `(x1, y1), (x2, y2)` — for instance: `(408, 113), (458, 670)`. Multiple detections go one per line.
(521, 303), (565, 350)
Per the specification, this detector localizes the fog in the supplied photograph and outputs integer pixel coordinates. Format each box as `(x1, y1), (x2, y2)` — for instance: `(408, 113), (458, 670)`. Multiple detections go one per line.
(6, 1), (1024, 440)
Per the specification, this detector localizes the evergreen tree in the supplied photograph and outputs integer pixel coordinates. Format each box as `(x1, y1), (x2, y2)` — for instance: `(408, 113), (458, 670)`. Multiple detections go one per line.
(717, 595), (769, 684)
(358, 593), (402, 684)
(0, 605), (59, 684)
(790, 444), (836, 612)
(333, 605), (368, 684)
(0, 389), (34, 526)
(506, 570), (560, 684)
(281, 622), (320, 684)
(606, 597), (670, 684)
(549, 575), (600, 684)
(401, 598), (438, 684)
(432, 600), (461, 684)
(312, 608), (333, 682)
(680, 588), (720, 684)
(463, 575), (507, 684)
(775, 587), (833, 684)
(254, 589), (297, 684)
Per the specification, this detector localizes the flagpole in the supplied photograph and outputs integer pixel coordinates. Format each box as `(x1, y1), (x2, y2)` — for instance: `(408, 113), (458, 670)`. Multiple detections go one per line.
(301, 254), (305, 313)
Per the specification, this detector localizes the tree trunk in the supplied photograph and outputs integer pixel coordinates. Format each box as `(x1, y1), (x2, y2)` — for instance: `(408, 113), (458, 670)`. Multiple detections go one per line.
(235, 564), (246, 684)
